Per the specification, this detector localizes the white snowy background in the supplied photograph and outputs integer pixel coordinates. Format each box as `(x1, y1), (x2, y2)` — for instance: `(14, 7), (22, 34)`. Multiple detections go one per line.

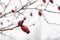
(0, 0), (60, 40)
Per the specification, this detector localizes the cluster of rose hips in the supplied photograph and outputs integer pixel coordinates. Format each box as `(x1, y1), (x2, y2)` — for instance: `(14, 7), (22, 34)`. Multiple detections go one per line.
(18, 17), (30, 34)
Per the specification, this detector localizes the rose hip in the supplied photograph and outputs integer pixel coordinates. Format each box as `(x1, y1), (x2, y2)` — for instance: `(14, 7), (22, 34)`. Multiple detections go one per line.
(21, 25), (30, 34)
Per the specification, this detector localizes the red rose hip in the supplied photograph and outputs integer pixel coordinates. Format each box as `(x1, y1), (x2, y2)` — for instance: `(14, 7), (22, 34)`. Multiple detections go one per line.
(18, 20), (24, 26)
(21, 25), (30, 34)
(58, 6), (60, 10)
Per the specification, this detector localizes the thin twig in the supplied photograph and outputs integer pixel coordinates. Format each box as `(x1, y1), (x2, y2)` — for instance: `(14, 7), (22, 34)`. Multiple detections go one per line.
(0, 26), (18, 31)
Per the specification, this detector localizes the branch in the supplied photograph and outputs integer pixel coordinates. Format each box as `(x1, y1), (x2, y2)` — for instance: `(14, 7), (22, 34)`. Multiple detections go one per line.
(0, 0), (38, 18)
(0, 26), (18, 31)
(43, 13), (60, 26)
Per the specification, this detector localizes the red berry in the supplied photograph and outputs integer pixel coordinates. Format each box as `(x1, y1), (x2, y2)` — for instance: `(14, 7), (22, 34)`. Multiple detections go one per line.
(38, 10), (42, 16)
(21, 25), (30, 34)
(42, 0), (46, 3)
(11, 10), (16, 13)
(23, 17), (26, 20)
(18, 20), (24, 26)
(58, 6), (60, 10)
(30, 13), (33, 16)
(49, 0), (53, 3)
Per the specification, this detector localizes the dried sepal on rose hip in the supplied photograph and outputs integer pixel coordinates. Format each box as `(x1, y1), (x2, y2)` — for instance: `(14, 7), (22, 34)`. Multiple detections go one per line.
(49, 0), (53, 3)
(21, 25), (30, 34)
(58, 6), (60, 10)
(38, 10), (42, 16)
(42, 0), (46, 3)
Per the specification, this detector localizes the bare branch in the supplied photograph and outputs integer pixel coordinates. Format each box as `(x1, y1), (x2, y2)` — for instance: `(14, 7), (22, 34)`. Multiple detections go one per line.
(0, 26), (18, 31)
